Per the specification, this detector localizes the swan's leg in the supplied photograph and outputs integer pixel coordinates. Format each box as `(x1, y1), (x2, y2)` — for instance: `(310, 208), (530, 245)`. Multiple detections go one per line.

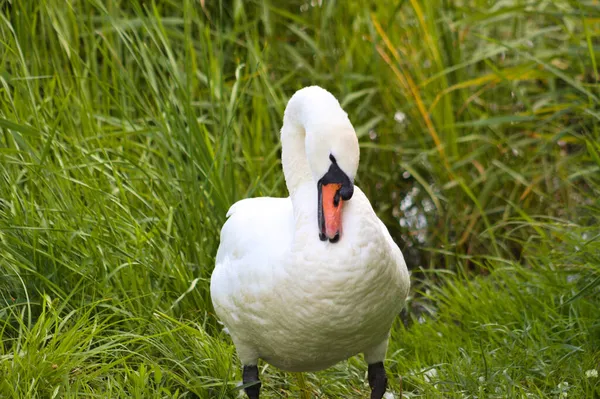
(233, 338), (261, 399)
(243, 365), (261, 399)
(367, 362), (387, 399)
(364, 338), (389, 399)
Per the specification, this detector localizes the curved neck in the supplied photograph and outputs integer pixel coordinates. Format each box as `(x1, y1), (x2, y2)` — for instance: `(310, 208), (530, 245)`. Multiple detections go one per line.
(280, 87), (347, 201)
(281, 122), (312, 201)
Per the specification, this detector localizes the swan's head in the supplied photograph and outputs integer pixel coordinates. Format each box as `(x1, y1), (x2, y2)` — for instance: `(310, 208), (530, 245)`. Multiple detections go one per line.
(306, 122), (360, 243)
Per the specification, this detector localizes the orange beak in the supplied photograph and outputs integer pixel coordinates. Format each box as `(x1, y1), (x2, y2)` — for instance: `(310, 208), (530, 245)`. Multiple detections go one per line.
(319, 183), (343, 242)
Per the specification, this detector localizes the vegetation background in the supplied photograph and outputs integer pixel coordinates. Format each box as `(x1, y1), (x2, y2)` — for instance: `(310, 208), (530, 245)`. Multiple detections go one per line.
(1, 0), (599, 397)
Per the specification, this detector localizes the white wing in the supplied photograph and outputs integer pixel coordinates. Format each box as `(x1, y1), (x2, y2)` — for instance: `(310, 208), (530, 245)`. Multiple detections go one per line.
(215, 197), (294, 266)
(210, 197), (294, 327)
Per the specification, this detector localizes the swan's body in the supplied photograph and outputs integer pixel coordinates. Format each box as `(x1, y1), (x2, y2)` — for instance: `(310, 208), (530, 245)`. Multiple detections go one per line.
(210, 86), (410, 398)
(212, 186), (407, 371)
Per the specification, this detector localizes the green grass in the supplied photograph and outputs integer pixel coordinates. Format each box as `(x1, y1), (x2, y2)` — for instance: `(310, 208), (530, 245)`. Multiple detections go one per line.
(1, 0), (599, 397)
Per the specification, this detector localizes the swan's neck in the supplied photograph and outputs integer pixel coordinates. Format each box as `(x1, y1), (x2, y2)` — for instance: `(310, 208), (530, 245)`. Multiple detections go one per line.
(280, 87), (348, 204)
(281, 125), (311, 203)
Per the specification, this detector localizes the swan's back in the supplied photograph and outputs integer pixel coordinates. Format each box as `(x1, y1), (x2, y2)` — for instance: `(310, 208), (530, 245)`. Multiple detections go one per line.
(216, 197), (294, 265)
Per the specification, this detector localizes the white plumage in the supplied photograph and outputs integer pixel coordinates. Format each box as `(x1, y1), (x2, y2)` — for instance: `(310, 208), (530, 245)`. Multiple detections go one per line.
(210, 86), (410, 375)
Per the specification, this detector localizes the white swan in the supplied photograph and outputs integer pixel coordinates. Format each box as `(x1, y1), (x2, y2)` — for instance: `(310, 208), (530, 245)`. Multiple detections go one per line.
(210, 86), (410, 399)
